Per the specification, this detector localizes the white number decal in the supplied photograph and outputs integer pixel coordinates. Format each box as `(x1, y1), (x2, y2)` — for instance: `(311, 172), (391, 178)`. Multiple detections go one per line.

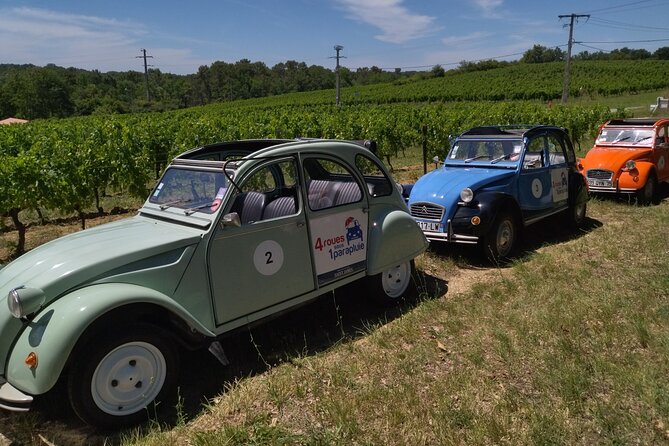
(253, 240), (284, 275)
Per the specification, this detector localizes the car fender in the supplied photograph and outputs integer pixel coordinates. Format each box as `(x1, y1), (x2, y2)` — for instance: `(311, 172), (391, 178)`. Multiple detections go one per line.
(619, 162), (655, 190)
(5, 282), (215, 396)
(367, 206), (427, 275)
(464, 191), (522, 231)
(568, 170), (589, 206)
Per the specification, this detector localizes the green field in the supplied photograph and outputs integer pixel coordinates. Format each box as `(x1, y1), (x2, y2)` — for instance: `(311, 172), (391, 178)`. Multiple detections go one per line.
(2, 61), (669, 444)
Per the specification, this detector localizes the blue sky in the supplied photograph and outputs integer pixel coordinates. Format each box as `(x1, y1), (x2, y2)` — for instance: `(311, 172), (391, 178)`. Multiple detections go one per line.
(0, 0), (668, 75)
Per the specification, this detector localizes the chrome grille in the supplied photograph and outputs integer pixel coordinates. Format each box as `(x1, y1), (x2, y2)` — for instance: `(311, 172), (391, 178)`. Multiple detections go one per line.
(586, 169), (613, 180)
(410, 202), (444, 220)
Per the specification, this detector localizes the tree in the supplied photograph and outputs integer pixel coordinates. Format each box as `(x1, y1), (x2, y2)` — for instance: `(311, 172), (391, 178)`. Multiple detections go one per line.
(431, 65), (446, 77)
(520, 45), (565, 63)
(654, 47), (669, 60)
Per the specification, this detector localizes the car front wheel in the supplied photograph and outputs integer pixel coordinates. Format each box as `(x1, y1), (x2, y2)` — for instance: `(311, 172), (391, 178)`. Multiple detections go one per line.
(67, 324), (178, 429)
(368, 261), (416, 304)
(482, 211), (517, 263)
(637, 173), (657, 205)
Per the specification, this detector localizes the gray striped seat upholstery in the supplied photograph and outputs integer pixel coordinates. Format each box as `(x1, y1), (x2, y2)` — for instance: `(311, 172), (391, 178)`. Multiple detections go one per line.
(263, 196), (296, 219)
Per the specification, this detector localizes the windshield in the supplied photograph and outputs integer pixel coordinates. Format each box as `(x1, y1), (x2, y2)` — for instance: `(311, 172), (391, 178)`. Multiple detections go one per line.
(149, 167), (231, 214)
(447, 138), (523, 165)
(596, 128), (654, 147)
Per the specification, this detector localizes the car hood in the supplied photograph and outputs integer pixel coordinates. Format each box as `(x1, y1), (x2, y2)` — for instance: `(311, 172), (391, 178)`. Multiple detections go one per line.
(0, 216), (203, 303)
(582, 146), (651, 171)
(409, 166), (515, 207)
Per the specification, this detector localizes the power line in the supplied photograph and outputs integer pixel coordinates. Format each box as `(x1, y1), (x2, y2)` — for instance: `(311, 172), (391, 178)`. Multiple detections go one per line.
(581, 38), (669, 44)
(580, 0), (658, 14)
(588, 16), (669, 32)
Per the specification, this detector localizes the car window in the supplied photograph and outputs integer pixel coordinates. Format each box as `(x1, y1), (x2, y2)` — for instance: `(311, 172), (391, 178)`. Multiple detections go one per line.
(448, 139), (522, 164)
(149, 168), (229, 214)
(303, 157), (363, 210)
(230, 159), (298, 224)
(355, 154), (393, 197)
(658, 126), (668, 146)
(523, 137), (545, 170)
(547, 135), (566, 166)
(597, 128), (654, 146)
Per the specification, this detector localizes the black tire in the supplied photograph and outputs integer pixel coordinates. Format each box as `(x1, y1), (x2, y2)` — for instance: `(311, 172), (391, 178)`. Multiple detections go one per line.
(67, 324), (179, 429)
(367, 260), (416, 305)
(482, 211), (517, 263)
(637, 173), (657, 206)
(565, 200), (587, 229)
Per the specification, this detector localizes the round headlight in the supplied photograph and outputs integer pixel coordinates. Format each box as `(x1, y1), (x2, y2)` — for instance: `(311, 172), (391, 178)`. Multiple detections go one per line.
(626, 160), (637, 170)
(8, 288), (23, 318)
(7, 286), (45, 319)
(460, 187), (474, 203)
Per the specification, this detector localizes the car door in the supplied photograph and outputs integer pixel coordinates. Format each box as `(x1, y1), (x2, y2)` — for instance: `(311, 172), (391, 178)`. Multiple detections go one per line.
(208, 157), (315, 325)
(302, 156), (369, 287)
(518, 135), (554, 223)
(654, 123), (669, 182)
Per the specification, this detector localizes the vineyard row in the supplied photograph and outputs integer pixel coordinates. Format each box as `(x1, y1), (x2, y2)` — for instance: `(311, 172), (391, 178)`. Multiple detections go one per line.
(0, 101), (620, 255)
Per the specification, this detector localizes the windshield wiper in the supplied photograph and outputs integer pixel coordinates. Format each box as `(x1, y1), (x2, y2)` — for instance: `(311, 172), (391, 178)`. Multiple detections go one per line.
(464, 154), (490, 163)
(490, 153), (513, 164)
(159, 199), (192, 210)
(612, 136), (631, 143)
(634, 136), (652, 144)
(183, 201), (216, 215)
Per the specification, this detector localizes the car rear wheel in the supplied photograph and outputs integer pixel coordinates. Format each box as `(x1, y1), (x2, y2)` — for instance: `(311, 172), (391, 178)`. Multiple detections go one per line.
(482, 211), (517, 263)
(368, 260), (416, 305)
(67, 324), (178, 429)
(565, 200), (587, 229)
(637, 173), (657, 205)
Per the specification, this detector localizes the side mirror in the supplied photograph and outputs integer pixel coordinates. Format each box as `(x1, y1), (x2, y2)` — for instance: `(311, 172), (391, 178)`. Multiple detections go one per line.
(222, 212), (241, 228)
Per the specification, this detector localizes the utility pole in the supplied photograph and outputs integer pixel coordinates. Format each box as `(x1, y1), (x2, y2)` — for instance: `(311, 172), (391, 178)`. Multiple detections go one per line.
(559, 13), (589, 104)
(136, 48), (153, 102)
(331, 45), (345, 106)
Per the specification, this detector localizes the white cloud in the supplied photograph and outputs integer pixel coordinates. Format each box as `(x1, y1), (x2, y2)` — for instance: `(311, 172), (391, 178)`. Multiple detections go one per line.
(334, 0), (436, 44)
(441, 32), (494, 47)
(470, 0), (504, 18)
(0, 7), (210, 74)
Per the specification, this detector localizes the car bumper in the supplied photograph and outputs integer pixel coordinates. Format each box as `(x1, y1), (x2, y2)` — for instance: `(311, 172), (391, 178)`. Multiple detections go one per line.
(0, 379), (33, 412)
(588, 185), (637, 194)
(419, 219), (479, 244)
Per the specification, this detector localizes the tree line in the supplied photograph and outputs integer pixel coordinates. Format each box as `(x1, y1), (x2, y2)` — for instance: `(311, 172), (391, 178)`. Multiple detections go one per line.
(1, 45), (667, 121)
(0, 61), (418, 120)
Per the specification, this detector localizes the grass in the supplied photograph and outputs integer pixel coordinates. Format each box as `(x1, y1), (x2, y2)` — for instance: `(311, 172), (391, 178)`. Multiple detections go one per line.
(135, 195), (666, 446)
(1, 108), (669, 444)
(4, 198), (667, 446)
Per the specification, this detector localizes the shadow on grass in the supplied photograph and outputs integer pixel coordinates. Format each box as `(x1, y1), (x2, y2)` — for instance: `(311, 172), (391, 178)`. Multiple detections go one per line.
(4, 272), (446, 444)
(425, 213), (604, 269)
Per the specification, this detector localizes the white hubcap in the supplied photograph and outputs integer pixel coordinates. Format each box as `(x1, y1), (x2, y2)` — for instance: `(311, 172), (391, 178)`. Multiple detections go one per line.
(91, 341), (167, 416)
(381, 262), (411, 298)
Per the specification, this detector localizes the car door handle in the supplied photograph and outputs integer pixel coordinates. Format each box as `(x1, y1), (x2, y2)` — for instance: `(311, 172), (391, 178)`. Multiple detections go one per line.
(297, 220), (305, 228)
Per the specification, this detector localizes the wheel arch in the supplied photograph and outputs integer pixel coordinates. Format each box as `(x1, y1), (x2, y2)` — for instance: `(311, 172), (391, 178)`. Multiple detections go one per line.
(475, 191), (523, 230)
(366, 206), (428, 276)
(5, 283), (215, 397)
(619, 162), (656, 190)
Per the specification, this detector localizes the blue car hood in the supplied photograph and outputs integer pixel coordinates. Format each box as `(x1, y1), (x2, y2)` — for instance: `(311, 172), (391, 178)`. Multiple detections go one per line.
(409, 166), (516, 207)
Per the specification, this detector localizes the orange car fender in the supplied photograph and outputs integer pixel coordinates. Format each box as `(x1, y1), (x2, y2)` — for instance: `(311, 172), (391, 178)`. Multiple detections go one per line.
(618, 162), (654, 190)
